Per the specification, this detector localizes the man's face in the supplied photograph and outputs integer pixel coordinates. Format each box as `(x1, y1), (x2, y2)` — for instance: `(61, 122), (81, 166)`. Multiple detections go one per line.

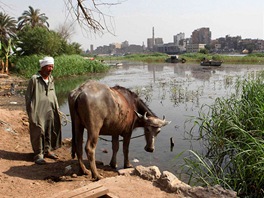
(41, 64), (54, 76)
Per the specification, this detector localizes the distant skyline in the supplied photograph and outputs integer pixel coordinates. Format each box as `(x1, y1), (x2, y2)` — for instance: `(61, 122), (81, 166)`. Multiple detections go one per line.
(2, 0), (264, 50)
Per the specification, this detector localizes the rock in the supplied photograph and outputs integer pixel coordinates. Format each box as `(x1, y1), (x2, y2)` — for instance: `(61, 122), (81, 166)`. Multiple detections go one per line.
(133, 166), (237, 197)
(118, 168), (134, 176)
(133, 165), (161, 181)
(71, 173), (78, 178)
(186, 185), (237, 198)
(157, 171), (190, 192)
(62, 138), (72, 147)
(0, 74), (9, 78)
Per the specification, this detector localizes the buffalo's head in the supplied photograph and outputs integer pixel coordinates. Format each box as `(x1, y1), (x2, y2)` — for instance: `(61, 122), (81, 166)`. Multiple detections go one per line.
(135, 111), (171, 152)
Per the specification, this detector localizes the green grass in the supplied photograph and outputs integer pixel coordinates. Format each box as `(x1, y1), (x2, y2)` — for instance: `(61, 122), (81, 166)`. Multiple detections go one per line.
(103, 52), (264, 64)
(181, 53), (264, 64)
(181, 72), (264, 197)
(14, 54), (109, 78)
(103, 53), (169, 63)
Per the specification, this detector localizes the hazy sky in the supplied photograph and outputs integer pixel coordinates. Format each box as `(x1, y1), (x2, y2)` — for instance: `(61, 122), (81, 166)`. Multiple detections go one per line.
(2, 0), (264, 50)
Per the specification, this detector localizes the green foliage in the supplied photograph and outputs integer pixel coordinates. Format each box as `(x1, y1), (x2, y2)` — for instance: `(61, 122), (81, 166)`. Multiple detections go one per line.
(211, 55), (221, 61)
(247, 53), (264, 57)
(52, 55), (109, 77)
(0, 12), (17, 64)
(199, 48), (209, 54)
(62, 42), (83, 55)
(16, 26), (82, 56)
(181, 53), (264, 64)
(121, 52), (168, 62)
(183, 73), (264, 197)
(17, 6), (49, 30)
(17, 26), (62, 56)
(0, 12), (17, 43)
(13, 54), (40, 77)
(182, 53), (209, 62)
(15, 55), (109, 78)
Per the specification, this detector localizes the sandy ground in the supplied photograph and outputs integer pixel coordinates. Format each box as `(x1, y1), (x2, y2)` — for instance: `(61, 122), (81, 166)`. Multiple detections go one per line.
(0, 74), (180, 198)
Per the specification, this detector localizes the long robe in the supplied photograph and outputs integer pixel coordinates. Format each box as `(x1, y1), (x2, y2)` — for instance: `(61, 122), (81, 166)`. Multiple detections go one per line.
(25, 73), (61, 159)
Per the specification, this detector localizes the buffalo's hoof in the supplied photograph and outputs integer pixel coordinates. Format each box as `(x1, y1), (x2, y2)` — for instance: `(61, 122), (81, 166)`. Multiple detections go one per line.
(124, 163), (133, 168)
(78, 168), (90, 176)
(93, 174), (103, 181)
(110, 162), (118, 169)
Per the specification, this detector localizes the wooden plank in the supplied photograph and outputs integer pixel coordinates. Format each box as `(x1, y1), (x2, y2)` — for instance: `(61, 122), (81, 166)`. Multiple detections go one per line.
(101, 193), (119, 198)
(52, 190), (70, 198)
(74, 186), (109, 198)
(56, 183), (109, 198)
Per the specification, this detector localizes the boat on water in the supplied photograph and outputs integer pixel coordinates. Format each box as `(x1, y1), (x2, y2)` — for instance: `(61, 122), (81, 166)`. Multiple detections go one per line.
(106, 62), (123, 67)
(200, 58), (223, 66)
(200, 60), (222, 66)
(165, 55), (186, 63)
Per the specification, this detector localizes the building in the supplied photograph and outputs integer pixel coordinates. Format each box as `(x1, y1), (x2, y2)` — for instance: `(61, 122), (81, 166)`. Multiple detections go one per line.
(186, 44), (206, 53)
(147, 38), (155, 50)
(121, 40), (129, 48)
(155, 43), (181, 54)
(191, 28), (211, 45)
(155, 38), (163, 45)
(174, 32), (185, 46)
(111, 43), (121, 49)
(90, 44), (94, 53)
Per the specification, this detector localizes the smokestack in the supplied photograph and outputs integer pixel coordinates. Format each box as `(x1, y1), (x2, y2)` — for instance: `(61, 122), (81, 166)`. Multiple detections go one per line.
(152, 27), (155, 46)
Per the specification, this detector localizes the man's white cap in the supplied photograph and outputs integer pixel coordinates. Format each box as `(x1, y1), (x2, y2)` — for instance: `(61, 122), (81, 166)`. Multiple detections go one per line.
(39, 57), (54, 68)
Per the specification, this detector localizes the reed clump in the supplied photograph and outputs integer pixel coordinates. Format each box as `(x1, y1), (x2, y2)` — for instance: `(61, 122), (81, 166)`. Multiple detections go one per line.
(182, 72), (264, 197)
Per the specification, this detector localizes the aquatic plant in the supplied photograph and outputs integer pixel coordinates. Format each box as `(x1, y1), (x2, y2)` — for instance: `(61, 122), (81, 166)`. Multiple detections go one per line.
(181, 72), (264, 197)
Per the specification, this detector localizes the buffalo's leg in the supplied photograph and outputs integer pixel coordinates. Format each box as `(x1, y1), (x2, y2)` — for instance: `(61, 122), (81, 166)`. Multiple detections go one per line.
(123, 134), (133, 168)
(75, 124), (90, 175)
(110, 135), (119, 168)
(86, 133), (103, 180)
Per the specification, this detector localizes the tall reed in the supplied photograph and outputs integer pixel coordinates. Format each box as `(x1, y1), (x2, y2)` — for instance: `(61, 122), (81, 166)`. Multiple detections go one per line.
(182, 72), (264, 197)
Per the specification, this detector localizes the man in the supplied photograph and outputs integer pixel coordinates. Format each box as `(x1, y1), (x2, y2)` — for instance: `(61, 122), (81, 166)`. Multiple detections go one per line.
(25, 56), (61, 165)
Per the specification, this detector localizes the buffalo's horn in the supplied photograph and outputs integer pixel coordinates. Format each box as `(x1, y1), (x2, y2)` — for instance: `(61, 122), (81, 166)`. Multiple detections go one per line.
(134, 111), (143, 118)
(143, 112), (148, 121)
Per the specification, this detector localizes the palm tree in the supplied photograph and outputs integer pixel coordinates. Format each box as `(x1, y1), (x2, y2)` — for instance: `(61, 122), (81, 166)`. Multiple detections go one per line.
(0, 12), (17, 74)
(0, 12), (17, 43)
(17, 6), (49, 30)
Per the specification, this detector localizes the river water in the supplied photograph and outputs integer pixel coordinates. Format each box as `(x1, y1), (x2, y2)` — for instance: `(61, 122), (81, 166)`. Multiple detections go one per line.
(59, 61), (264, 176)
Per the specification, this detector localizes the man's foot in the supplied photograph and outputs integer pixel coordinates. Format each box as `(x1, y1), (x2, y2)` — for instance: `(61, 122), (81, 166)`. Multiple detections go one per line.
(44, 152), (59, 160)
(35, 158), (46, 165)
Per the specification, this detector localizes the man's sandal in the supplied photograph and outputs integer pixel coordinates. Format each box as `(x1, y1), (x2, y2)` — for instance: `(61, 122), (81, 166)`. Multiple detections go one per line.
(44, 152), (59, 160)
(35, 158), (46, 165)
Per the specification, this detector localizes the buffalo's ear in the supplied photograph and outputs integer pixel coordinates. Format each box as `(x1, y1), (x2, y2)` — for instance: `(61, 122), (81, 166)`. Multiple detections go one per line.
(162, 115), (171, 126)
(162, 120), (171, 126)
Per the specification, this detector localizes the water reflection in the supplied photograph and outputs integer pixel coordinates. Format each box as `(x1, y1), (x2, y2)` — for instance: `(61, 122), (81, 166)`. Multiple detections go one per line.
(57, 62), (264, 176)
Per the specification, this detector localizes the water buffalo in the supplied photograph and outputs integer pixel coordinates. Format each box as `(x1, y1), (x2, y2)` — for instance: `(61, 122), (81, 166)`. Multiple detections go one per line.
(68, 80), (171, 180)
